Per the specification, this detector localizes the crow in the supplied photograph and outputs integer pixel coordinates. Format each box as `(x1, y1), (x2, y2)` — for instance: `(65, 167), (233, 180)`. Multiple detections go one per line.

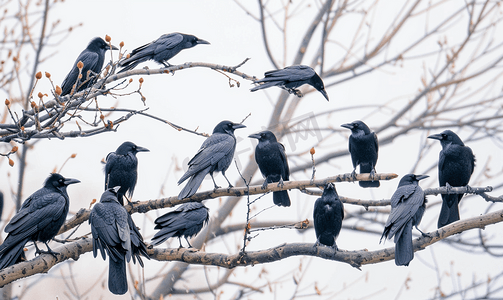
(249, 130), (291, 206)
(61, 37), (118, 96)
(341, 120), (379, 188)
(151, 202), (209, 248)
(119, 32), (210, 73)
(428, 130), (475, 228)
(381, 174), (428, 266)
(178, 120), (246, 200)
(104, 141), (150, 266)
(0, 173), (79, 269)
(250, 65), (329, 101)
(313, 183), (344, 249)
(89, 187), (131, 295)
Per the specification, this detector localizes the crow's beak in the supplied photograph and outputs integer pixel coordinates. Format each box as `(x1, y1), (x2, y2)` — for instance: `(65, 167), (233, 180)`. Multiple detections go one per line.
(427, 134), (442, 141)
(248, 133), (261, 139)
(111, 186), (121, 193)
(196, 38), (210, 45)
(415, 175), (429, 181)
(232, 123), (246, 130)
(110, 45), (119, 51)
(319, 89), (329, 101)
(341, 123), (354, 130)
(64, 178), (81, 186)
(136, 146), (150, 152)
(324, 182), (335, 190)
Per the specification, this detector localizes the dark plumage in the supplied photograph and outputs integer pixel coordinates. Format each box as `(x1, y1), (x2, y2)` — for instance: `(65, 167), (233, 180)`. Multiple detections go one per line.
(0, 173), (79, 269)
(104, 141), (150, 266)
(428, 130), (475, 228)
(61, 37), (118, 96)
(151, 202), (209, 248)
(381, 174), (428, 266)
(313, 183), (344, 249)
(341, 120), (379, 188)
(178, 120), (246, 200)
(249, 130), (291, 207)
(250, 65), (329, 101)
(89, 187), (131, 295)
(105, 141), (150, 205)
(119, 32), (210, 73)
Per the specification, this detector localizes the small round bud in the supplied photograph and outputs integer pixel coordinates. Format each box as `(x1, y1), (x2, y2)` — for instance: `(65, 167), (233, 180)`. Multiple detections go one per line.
(100, 114), (105, 120)
(35, 71), (42, 79)
(11, 146), (18, 153)
(105, 35), (111, 42)
(30, 101), (36, 108)
(5, 99), (10, 106)
(91, 199), (96, 205)
(45, 71), (51, 78)
(310, 147), (315, 155)
(37, 92), (43, 99)
(126, 53), (130, 59)
(55, 85), (62, 95)
(128, 78), (133, 83)
(77, 61), (84, 69)
(8, 158), (14, 167)
(119, 41), (124, 48)
(139, 78), (144, 84)
(12, 56), (17, 62)
(20, 126), (25, 131)
(70, 153), (77, 158)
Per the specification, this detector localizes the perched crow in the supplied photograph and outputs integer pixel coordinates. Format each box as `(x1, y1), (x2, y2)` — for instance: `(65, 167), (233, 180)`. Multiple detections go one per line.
(119, 32), (210, 73)
(151, 202), (209, 248)
(89, 187), (131, 295)
(178, 120), (246, 200)
(104, 141), (150, 266)
(61, 37), (118, 96)
(105, 141), (149, 205)
(381, 174), (428, 266)
(341, 120), (379, 188)
(249, 130), (291, 206)
(250, 65), (329, 101)
(428, 130), (475, 228)
(313, 183), (344, 249)
(0, 173), (80, 269)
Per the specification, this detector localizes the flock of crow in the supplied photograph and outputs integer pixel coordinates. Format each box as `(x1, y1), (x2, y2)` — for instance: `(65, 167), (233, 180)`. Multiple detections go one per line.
(0, 33), (475, 294)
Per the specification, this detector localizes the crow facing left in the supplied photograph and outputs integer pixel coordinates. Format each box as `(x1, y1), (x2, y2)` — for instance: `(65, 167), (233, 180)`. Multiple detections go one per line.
(60, 37), (118, 97)
(0, 173), (80, 269)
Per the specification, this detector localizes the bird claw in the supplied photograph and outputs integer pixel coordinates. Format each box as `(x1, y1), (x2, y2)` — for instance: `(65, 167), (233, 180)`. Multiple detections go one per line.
(261, 181), (268, 190)
(370, 169), (377, 181)
(350, 170), (357, 182)
(36, 249), (59, 259)
(445, 182), (453, 194)
(465, 184), (473, 193)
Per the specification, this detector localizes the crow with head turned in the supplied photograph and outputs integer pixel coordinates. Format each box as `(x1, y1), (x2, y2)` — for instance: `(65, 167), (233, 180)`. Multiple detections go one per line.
(428, 130), (475, 228)
(341, 120), (379, 188)
(178, 120), (246, 200)
(313, 183), (344, 249)
(381, 174), (429, 266)
(104, 141), (150, 266)
(251, 65), (329, 101)
(61, 37), (118, 96)
(0, 173), (80, 269)
(249, 130), (291, 207)
(119, 32), (210, 73)
(151, 202), (209, 248)
(89, 187), (131, 295)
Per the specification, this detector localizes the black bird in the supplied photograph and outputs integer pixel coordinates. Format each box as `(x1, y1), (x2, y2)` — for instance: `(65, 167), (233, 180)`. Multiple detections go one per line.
(250, 65), (329, 101)
(341, 120), (379, 188)
(249, 130), (291, 207)
(104, 141), (150, 266)
(428, 130), (475, 228)
(381, 174), (428, 266)
(61, 37), (118, 96)
(89, 187), (131, 295)
(0, 173), (79, 269)
(313, 183), (344, 249)
(151, 202), (209, 248)
(119, 32), (210, 73)
(178, 120), (246, 200)
(105, 141), (150, 205)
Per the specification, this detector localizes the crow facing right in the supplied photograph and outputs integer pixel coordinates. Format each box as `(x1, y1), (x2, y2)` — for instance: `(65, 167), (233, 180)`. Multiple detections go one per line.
(151, 202), (209, 248)
(178, 120), (246, 200)
(61, 37), (118, 97)
(251, 65), (329, 101)
(381, 174), (428, 266)
(119, 32), (210, 73)
(0, 173), (80, 269)
(249, 130), (291, 207)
